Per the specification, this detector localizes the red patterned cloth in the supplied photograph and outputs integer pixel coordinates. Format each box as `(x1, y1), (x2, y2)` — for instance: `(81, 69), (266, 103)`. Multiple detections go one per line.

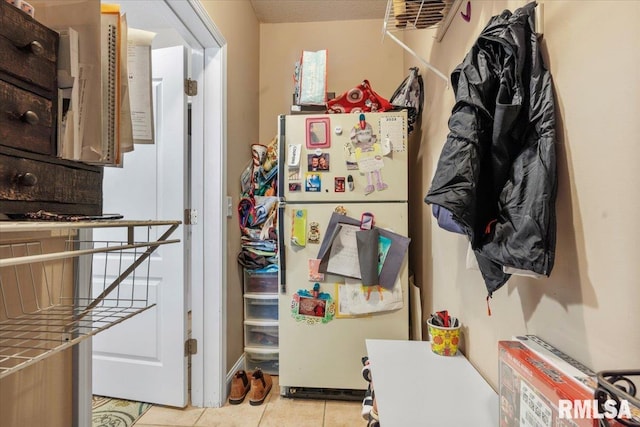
(327, 80), (392, 113)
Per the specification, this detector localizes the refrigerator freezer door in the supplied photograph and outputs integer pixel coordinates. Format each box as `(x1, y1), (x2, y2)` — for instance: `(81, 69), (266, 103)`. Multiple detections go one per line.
(278, 202), (409, 392)
(281, 111), (408, 203)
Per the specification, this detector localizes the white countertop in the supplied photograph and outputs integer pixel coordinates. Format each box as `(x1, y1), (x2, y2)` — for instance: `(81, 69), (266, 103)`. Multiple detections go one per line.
(366, 339), (499, 427)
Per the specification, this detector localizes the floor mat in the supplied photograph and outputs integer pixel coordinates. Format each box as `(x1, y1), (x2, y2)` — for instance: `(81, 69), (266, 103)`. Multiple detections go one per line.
(92, 395), (152, 427)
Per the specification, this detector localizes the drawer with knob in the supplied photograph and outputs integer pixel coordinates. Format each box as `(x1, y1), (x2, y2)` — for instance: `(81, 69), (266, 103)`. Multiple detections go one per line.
(0, 80), (54, 155)
(0, 146), (103, 216)
(0, 1), (58, 94)
(1, 1), (58, 156)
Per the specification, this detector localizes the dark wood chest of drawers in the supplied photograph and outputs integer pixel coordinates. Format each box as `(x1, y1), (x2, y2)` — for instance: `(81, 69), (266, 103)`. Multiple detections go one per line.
(0, 1), (102, 216)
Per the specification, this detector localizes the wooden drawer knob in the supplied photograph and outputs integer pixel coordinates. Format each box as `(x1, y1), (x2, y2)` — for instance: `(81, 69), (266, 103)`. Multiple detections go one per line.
(21, 110), (39, 125)
(26, 40), (45, 56)
(15, 172), (38, 187)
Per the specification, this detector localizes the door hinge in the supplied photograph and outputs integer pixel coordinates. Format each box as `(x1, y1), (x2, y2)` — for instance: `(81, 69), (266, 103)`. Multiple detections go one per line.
(184, 78), (197, 96)
(184, 209), (198, 225)
(185, 338), (197, 356)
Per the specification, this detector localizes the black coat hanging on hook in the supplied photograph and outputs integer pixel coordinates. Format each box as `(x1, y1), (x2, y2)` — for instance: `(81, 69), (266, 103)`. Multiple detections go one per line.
(424, 2), (557, 297)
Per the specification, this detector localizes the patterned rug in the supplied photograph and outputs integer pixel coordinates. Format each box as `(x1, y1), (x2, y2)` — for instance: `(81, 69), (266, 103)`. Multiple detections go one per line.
(92, 395), (152, 427)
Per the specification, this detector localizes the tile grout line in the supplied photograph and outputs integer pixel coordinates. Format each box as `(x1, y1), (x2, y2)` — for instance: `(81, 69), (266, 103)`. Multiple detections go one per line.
(322, 400), (327, 427)
(256, 399), (268, 426)
(192, 407), (206, 426)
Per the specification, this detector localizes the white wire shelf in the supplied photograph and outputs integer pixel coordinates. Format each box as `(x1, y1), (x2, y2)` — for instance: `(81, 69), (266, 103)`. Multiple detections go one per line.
(0, 220), (180, 378)
(383, 0), (463, 85)
(385, 0), (453, 31)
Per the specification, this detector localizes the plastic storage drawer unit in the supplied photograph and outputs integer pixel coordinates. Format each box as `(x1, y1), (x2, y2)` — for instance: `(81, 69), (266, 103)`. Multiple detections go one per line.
(244, 294), (279, 321)
(244, 320), (279, 348)
(245, 347), (279, 375)
(243, 268), (278, 294)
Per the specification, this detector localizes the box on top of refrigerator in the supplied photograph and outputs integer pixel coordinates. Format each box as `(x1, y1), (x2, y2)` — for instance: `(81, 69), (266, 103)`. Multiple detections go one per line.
(499, 341), (635, 427)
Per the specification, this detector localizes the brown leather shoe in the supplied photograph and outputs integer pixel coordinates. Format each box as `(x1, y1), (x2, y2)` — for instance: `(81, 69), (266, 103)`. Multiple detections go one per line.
(249, 368), (273, 406)
(228, 370), (251, 405)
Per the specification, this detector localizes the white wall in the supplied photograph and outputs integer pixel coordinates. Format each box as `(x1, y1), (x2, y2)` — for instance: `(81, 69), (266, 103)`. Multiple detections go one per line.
(404, 0), (640, 388)
(259, 19), (404, 141)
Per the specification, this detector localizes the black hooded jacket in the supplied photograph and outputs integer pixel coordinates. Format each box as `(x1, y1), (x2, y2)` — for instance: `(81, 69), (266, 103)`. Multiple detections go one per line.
(424, 2), (557, 296)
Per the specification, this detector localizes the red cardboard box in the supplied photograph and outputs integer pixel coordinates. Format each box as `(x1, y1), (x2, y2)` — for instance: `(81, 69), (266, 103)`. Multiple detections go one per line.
(513, 336), (639, 426)
(499, 341), (635, 427)
(514, 335), (599, 394)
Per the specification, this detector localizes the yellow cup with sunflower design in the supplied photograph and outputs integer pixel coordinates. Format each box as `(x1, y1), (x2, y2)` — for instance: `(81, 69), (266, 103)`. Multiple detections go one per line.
(427, 318), (461, 356)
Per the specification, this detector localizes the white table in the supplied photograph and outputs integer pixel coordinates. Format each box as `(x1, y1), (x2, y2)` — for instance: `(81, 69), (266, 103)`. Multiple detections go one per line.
(366, 339), (498, 426)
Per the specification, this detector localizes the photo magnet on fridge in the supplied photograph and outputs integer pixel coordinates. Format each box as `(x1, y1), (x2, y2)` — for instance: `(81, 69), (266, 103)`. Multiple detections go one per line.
(298, 296), (327, 317)
(306, 117), (331, 149)
(307, 153), (330, 172)
(289, 182), (302, 191)
(291, 285), (335, 324)
(305, 173), (321, 192)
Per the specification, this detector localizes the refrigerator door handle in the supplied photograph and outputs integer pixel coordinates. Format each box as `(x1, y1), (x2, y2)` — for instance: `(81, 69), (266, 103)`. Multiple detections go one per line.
(278, 202), (286, 293)
(277, 115), (286, 293)
(277, 115), (286, 197)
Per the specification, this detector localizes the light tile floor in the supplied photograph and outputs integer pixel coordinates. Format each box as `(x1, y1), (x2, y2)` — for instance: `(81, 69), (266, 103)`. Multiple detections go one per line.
(134, 376), (365, 427)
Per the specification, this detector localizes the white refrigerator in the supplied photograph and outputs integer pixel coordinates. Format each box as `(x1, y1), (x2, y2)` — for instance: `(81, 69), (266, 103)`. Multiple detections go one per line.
(277, 111), (410, 399)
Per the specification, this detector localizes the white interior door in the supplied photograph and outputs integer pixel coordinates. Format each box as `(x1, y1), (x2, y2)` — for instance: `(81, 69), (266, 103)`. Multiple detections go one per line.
(91, 46), (188, 407)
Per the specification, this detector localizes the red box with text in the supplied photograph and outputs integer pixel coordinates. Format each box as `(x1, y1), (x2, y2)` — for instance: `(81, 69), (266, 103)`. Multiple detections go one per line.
(499, 341), (632, 427)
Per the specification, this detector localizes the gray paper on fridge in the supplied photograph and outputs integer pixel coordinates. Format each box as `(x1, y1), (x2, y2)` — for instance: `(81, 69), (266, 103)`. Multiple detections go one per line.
(316, 212), (410, 290)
